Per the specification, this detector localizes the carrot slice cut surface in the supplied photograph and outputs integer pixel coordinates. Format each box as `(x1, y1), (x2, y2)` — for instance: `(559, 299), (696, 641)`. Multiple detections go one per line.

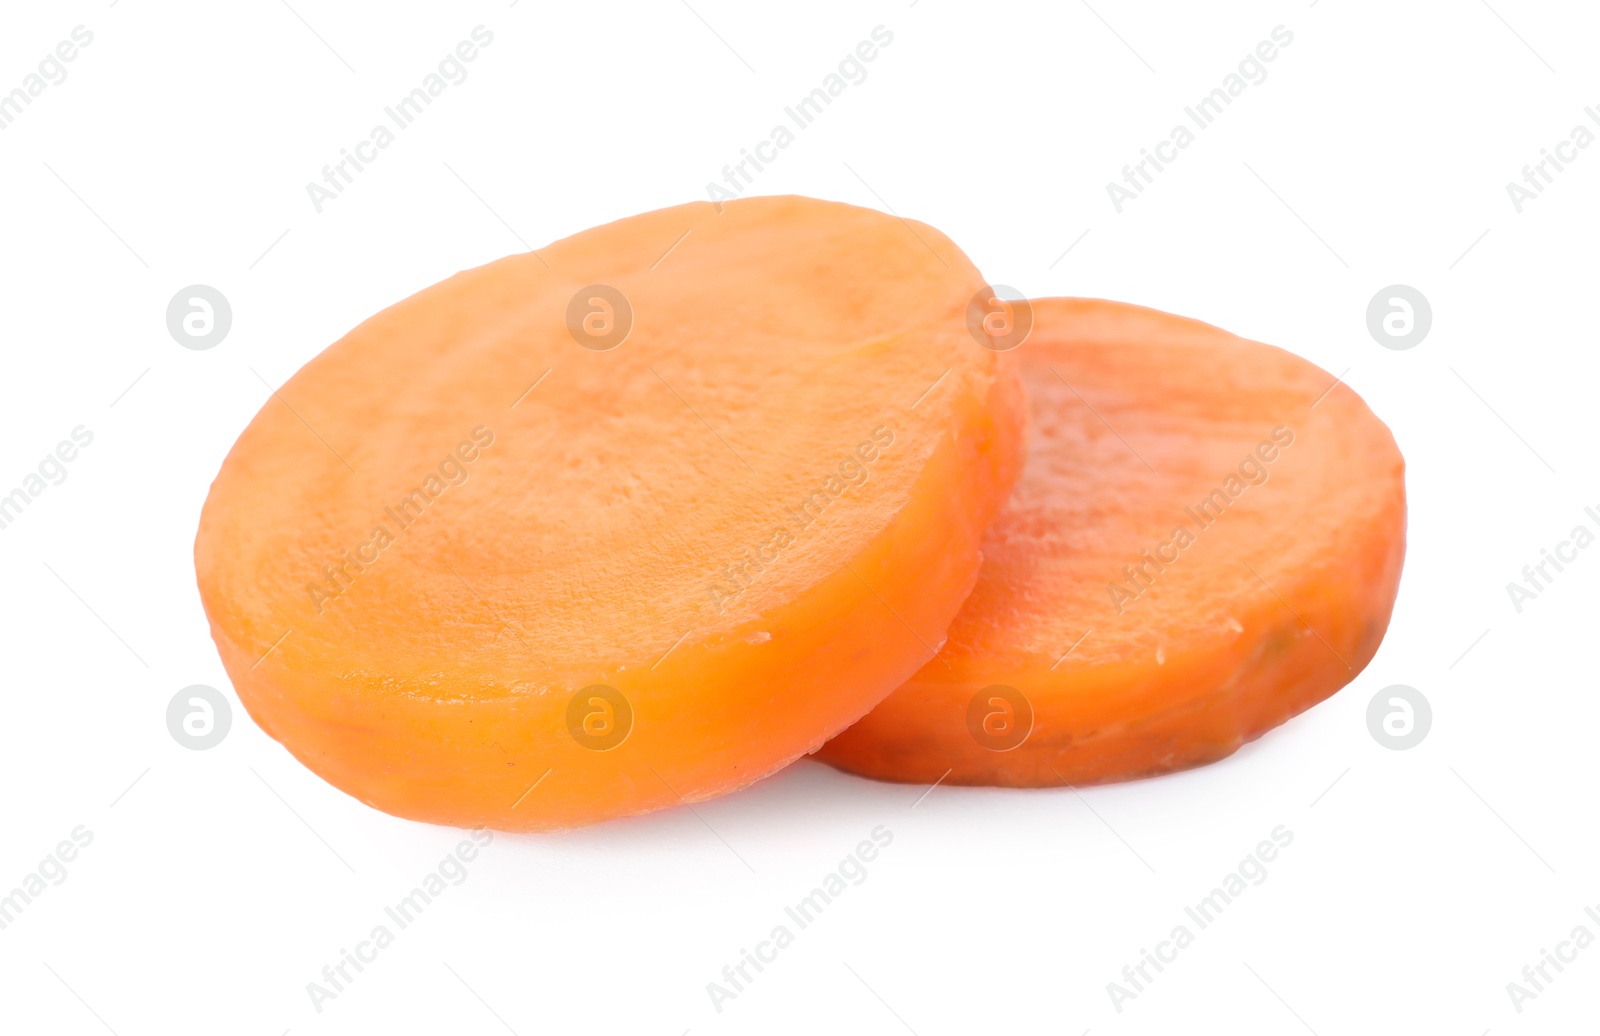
(817, 297), (1406, 786)
(195, 196), (1025, 830)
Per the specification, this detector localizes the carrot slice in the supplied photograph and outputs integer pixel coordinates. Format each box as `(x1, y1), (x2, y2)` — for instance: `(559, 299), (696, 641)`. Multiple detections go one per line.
(195, 196), (1025, 830)
(816, 297), (1406, 786)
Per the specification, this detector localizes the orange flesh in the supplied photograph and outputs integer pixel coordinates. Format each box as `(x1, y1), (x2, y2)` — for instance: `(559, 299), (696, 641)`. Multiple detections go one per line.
(816, 297), (1406, 786)
(195, 196), (1026, 830)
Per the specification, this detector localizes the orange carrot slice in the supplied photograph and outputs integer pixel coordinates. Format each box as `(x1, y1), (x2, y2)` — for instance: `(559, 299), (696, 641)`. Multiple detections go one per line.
(817, 297), (1406, 786)
(195, 196), (1025, 830)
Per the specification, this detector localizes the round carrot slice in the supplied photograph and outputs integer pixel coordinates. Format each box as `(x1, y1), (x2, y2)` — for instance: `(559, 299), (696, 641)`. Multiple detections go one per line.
(816, 297), (1406, 786)
(195, 196), (1025, 830)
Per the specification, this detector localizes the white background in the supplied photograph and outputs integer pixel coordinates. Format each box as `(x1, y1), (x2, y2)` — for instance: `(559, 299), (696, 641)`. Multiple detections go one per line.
(1, 1), (1596, 1033)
